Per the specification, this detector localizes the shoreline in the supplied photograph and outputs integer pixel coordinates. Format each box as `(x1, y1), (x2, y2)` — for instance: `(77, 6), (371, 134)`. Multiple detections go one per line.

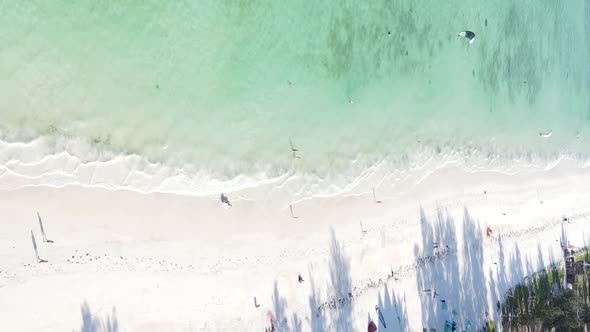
(2, 133), (590, 205)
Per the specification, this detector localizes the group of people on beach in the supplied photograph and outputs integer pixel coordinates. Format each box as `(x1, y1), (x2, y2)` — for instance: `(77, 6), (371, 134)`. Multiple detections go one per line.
(311, 242), (453, 319)
(315, 292), (355, 316)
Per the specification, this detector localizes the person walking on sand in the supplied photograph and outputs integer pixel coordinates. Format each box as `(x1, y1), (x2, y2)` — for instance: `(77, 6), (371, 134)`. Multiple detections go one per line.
(220, 193), (232, 207)
(298, 274), (304, 283)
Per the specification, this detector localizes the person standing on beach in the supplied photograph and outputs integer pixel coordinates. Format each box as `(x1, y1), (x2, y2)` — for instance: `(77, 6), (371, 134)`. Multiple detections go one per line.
(37, 212), (53, 243)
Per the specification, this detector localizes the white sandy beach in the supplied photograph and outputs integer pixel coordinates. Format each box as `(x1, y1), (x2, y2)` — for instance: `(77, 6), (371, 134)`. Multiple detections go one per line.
(1, 159), (590, 331)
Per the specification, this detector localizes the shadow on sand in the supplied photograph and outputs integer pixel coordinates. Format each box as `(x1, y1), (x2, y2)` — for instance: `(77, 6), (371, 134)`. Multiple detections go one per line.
(81, 301), (118, 332)
(271, 281), (303, 332)
(374, 283), (410, 331)
(415, 206), (554, 331)
(270, 228), (353, 331)
(269, 205), (558, 331)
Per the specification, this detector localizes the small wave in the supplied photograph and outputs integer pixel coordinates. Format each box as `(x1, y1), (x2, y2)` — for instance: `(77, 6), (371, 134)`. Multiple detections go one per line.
(1, 134), (589, 204)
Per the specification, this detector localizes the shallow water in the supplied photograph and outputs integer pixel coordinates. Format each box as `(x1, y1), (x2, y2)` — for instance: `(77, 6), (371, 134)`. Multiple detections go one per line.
(0, 0), (588, 196)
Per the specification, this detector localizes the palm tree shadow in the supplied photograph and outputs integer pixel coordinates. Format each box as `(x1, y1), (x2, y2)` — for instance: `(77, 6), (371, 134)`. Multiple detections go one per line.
(376, 283), (409, 331)
(415, 206), (499, 330)
(415, 206), (460, 329)
(268, 228), (353, 331)
(305, 228), (354, 331)
(270, 280), (304, 332)
(308, 275), (326, 332)
(81, 301), (118, 332)
(290, 313), (303, 332)
(327, 228), (353, 331)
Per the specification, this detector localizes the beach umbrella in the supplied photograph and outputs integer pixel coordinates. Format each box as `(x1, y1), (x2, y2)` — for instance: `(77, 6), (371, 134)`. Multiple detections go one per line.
(368, 321), (377, 332)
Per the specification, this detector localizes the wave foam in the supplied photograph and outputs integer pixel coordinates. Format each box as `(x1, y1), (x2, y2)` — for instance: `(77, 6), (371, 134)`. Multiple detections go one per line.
(1, 135), (588, 204)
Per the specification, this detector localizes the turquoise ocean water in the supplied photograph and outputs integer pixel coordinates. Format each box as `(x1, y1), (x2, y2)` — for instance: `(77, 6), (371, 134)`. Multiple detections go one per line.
(0, 1), (589, 197)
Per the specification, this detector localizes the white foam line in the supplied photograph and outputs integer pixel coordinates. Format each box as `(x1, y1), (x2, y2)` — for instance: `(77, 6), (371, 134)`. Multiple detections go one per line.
(1, 135), (590, 201)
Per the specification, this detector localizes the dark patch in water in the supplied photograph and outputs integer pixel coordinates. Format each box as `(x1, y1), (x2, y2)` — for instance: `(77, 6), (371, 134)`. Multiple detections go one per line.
(321, 0), (439, 92)
(46, 125), (58, 134)
(485, 18), (488, 27)
(90, 135), (111, 146)
(475, 2), (565, 105)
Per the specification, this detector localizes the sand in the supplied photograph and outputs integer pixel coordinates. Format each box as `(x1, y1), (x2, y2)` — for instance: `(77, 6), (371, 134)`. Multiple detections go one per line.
(1, 159), (590, 331)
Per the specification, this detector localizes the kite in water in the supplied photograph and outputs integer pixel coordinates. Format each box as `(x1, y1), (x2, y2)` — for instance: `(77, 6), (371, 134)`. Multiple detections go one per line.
(458, 31), (476, 44)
